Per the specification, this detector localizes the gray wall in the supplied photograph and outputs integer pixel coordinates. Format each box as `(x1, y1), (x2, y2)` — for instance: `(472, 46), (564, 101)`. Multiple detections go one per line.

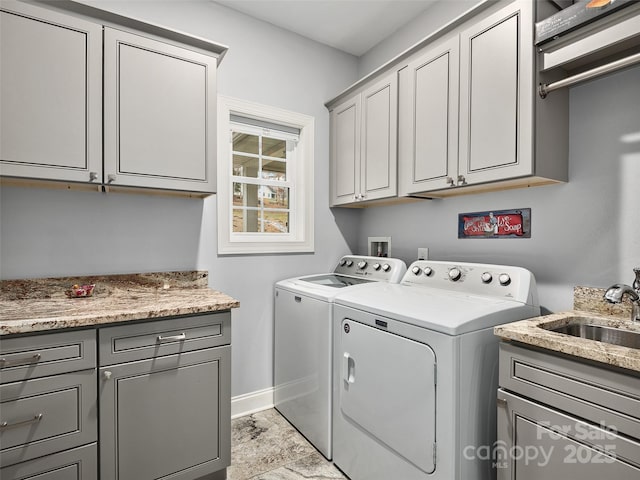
(358, 0), (482, 78)
(0, 0), (361, 397)
(355, 65), (640, 313)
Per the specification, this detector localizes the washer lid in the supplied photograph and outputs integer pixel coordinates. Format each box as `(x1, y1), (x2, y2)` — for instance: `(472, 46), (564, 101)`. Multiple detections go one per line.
(334, 283), (539, 335)
(276, 274), (377, 302)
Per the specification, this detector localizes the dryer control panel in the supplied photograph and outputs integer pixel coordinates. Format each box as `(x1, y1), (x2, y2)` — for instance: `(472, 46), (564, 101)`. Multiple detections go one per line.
(402, 260), (538, 305)
(334, 256), (407, 283)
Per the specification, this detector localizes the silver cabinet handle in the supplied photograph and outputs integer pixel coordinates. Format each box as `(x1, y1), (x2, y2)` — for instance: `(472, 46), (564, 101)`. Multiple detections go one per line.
(457, 175), (467, 186)
(89, 171), (98, 182)
(107, 174), (116, 184)
(0, 353), (41, 368)
(157, 333), (186, 343)
(496, 397), (507, 408)
(1, 413), (43, 430)
(103, 370), (113, 380)
(446, 177), (455, 187)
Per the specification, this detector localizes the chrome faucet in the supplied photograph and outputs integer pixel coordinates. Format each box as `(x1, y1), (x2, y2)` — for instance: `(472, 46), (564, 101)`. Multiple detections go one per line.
(604, 267), (640, 323)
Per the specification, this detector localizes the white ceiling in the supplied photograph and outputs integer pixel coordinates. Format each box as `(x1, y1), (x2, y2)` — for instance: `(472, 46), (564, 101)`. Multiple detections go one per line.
(213, 0), (438, 56)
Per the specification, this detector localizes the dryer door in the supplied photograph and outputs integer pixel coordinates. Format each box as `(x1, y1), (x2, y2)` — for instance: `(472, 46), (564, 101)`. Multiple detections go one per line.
(340, 318), (437, 473)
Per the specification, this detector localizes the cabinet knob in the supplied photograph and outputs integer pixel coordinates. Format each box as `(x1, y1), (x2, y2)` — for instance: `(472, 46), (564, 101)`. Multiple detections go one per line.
(457, 175), (467, 186)
(89, 172), (98, 182)
(103, 371), (113, 380)
(107, 174), (116, 184)
(446, 177), (455, 187)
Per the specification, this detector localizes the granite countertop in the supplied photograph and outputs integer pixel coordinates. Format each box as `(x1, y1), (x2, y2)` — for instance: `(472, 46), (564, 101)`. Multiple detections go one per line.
(495, 286), (640, 373)
(0, 271), (239, 335)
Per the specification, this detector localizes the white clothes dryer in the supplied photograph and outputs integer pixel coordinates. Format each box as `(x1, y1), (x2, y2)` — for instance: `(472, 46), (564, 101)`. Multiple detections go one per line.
(332, 260), (540, 480)
(274, 255), (406, 459)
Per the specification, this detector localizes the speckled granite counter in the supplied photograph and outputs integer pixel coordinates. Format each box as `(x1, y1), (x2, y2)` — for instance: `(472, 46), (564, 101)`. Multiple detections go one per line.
(495, 286), (640, 373)
(0, 271), (239, 335)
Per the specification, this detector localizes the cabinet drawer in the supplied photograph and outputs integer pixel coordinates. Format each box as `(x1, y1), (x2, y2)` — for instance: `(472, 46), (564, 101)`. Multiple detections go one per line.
(0, 330), (96, 384)
(0, 370), (97, 467)
(499, 342), (640, 439)
(99, 312), (231, 365)
(0, 443), (97, 480)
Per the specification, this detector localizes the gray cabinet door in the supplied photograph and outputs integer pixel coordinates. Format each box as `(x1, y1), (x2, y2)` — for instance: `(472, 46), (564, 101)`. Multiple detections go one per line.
(330, 94), (361, 206)
(100, 346), (231, 480)
(398, 35), (459, 195)
(459, 0), (533, 185)
(104, 27), (217, 193)
(360, 71), (397, 202)
(497, 389), (640, 479)
(0, 0), (102, 184)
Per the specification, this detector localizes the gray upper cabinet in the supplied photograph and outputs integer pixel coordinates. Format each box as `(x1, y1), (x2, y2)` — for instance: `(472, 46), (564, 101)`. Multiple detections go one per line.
(330, 71), (397, 206)
(458, 1), (533, 186)
(0, 0), (102, 184)
(398, 35), (459, 196)
(401, 0), (567, 198)
(333, 0), (568, 204)
(103, 28), (217, 193)
(0, 1), (225, 195)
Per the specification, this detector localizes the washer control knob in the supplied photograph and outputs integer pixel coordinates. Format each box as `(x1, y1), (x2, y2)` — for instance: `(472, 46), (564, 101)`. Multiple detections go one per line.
(499, 273), (511, 286)
(357, 261), (367, 270)
(372, 263), (381, 271)
(339, 259), (347, 267)
(481, 272), (493, 284)
(423, 267), (433, 277)
(345, 260), (353, 267)
(412, 266), (422, 276)
(448, 268), (462, 281)
(382, 264), (391, 272)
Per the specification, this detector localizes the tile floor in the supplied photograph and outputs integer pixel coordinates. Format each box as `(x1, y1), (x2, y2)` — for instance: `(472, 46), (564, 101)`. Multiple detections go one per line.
(229, 408), (348, 480)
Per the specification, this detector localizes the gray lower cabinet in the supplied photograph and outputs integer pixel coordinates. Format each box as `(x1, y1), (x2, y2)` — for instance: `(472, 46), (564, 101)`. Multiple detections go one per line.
(497, 342), (640, 479)
(99, 347), (231, 479)
(99, 312), (232, 480)
(1, 312), (232, 480)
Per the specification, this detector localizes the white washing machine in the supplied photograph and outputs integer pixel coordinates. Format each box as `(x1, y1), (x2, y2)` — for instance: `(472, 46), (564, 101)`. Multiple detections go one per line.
(332, 260), (540, 480)
(274, 255), (406, 460)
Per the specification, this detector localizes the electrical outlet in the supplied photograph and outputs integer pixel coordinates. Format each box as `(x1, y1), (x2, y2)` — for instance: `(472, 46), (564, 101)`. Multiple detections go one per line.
(418, 247), (429, 260)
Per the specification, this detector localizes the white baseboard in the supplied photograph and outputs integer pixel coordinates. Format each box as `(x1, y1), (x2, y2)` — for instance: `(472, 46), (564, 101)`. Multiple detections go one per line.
(231, 387), (274, 419)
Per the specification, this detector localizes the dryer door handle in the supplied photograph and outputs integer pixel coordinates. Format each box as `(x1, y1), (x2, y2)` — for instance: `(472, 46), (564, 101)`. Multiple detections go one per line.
(343, 352), (355, 384)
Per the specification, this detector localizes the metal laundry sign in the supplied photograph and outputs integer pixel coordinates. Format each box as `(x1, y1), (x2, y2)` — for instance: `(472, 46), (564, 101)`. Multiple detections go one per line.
(458, 208), (531, 239)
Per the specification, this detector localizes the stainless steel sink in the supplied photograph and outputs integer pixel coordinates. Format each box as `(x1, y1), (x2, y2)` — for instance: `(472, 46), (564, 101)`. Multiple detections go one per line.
(549, 322), (640, 349)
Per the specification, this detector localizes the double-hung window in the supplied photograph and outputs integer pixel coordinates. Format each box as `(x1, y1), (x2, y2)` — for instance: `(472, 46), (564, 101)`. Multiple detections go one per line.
(217, 96), (314, 254)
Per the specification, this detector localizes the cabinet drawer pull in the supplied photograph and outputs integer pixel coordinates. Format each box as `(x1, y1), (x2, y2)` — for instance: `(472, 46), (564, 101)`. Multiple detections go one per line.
(157, 333), (186, 343)
(0, 353), (41, 368)
(0, 413), (43, 430)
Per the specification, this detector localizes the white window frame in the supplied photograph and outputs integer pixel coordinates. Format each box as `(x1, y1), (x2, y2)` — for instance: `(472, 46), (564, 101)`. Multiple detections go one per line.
(217, 96), (314, 254)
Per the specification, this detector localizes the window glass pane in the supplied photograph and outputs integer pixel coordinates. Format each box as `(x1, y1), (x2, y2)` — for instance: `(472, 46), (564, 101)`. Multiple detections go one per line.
(233, 132), (258, 155)
(233, 182), (260, 208)
(262, 159), (286, 181)
(233, 208), (260, 233)
(233, 155), (259, 177)
(264, 210), (289, 233)
(262, 137), (286, 159)
(261, 186), (289, 209)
